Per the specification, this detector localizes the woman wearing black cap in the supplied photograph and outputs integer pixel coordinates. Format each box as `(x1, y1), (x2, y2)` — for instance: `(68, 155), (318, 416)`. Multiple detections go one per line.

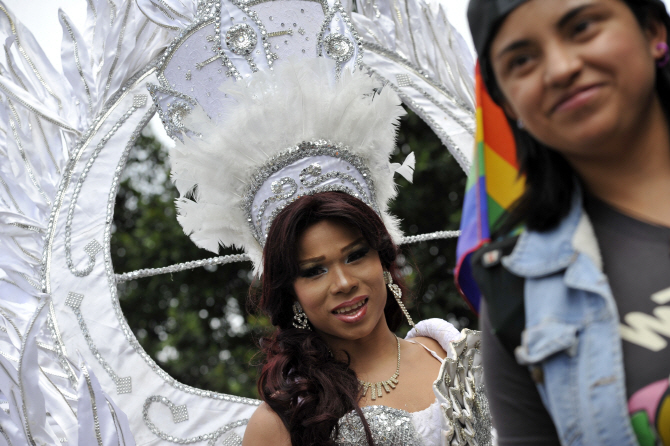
(467, 0), (670, 445)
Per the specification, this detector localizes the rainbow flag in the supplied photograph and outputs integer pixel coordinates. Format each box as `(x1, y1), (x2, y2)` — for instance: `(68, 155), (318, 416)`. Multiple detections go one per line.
(455, 64), (525, 314)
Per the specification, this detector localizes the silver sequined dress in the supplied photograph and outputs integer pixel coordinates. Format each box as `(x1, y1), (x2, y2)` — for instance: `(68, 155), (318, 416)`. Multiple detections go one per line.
(335, 319), (493, 446)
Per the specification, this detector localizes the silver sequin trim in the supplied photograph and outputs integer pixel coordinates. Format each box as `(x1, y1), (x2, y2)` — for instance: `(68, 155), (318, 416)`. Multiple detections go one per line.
(317, 1), (364, 74)
(115, 253), (250, 283)
(0, 175), (24, 215)
(0, 5), (63, 109)
(16, 300), (48, 444)
(361, 41), (474, 115)
(3, 45), (61, 174)
(0, 80), (78, 134)
(47, 301), (79, 387)
(103, 1), (132, 102)
(114, 230), (460, 282)
(41, 65), (157, 294)
(147, 82), (199, 139)
(362, 63), (471, 173)
(66, 292), (132, 394)
(0, 425), (12, 446)
(232, 0), (277, 68)
(81, 363), (104, 446)
(395, 74), (474, 136)
(336, 406), (424, 445)
(98, 102), (260, 405)
(237, 0), (328, 13)
(64, 96), (147, 277)
(143, 395), (249, 445)
(242, 141), (379, 246)
(8, 113), (51, 207)
(61, 12), (93, 115)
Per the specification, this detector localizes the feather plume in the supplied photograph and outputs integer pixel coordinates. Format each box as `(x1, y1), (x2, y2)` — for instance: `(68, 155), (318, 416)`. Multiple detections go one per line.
(171, 57), (406, 273)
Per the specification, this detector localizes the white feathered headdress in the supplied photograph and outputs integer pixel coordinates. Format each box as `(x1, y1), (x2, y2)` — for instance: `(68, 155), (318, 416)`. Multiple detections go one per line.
(169, 57), (408, 272)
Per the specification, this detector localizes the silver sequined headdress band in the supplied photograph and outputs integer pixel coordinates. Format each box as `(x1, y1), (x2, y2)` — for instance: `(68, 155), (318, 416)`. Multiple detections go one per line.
(244, 141), (380, 246)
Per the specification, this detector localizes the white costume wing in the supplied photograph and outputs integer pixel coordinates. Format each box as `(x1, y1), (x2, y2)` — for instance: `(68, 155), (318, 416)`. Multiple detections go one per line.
(0, 0), (474, 444)
(0, 1), (259, 444)
(349, 0), (476, 171)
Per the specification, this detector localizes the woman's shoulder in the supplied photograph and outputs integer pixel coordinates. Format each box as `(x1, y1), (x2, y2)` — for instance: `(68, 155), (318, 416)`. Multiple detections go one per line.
(242, 402), (291, 446)
(405, 318), (461, 356)
(407, 335), (448, 359)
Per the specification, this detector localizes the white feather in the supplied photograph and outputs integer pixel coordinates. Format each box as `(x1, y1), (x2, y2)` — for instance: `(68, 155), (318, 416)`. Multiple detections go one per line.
(171, 57), (406, 274)
(391, 152), (416, 183)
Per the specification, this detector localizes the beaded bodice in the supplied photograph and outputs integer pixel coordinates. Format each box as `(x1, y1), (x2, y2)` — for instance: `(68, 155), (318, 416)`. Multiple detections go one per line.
(335, 319), (493, 446)
(335, 405), (425, 446)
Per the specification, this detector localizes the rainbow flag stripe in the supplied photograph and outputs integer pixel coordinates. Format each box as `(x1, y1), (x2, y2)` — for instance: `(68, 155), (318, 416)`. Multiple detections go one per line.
(455, 64), (524, 313)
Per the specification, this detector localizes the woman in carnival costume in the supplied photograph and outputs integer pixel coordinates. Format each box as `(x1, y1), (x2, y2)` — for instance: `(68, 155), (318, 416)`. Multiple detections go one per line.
(467, 0), (670, 444)
(0, 0), (487, 444)
(169, 57), (492, 446)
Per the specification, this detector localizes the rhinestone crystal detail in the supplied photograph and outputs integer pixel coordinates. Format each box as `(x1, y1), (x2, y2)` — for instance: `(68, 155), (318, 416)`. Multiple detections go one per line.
(336, 406), (424, 445)
(225, 23), (257, 55)
(243, 141), (379, 246)
(323, 33), (354, 63)
(168, 101), (193, 132)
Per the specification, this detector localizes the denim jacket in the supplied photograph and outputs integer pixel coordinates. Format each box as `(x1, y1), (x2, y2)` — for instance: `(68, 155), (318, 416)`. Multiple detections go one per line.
(501, 193), (638, 446)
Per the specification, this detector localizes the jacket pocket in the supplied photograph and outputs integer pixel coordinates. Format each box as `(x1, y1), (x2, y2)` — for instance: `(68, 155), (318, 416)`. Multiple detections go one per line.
(514, 320), (580, 366)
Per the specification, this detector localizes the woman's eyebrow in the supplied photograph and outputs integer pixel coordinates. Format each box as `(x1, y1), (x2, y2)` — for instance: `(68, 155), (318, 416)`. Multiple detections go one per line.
(495, 3), (599, 61)
(298, 256), (325, 267)
(557, 4), (597, 30)
(496, 39), (532, 61)
(341, 237), (365, 253)
(298, 237), (366, 266)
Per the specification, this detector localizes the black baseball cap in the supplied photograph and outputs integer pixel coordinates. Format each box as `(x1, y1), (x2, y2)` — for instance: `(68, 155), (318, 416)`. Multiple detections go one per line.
(467, 0), (528, 58)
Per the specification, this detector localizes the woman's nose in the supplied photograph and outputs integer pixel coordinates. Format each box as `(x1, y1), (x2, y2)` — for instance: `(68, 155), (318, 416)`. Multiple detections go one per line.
(330, 266), (358, 294)
(544, 42), (582, 88)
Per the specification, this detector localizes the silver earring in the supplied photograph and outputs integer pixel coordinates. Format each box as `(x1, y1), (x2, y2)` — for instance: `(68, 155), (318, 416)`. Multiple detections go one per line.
(516, 118), (525, 130)
(292, 301), (311, 330)
(383, 271), (415, 328)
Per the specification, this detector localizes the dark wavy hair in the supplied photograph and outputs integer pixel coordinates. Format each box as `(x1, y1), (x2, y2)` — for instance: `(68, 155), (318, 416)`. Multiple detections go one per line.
(480, 0), (670, 235)
(255, 191), (407, 446)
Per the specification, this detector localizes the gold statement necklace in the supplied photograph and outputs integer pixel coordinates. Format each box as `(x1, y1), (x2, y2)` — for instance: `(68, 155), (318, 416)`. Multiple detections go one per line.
(359, 336), (401, 401)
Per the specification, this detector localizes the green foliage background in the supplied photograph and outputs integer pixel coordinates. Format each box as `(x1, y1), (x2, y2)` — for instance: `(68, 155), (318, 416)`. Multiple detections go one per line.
(111, 109), (474, 399)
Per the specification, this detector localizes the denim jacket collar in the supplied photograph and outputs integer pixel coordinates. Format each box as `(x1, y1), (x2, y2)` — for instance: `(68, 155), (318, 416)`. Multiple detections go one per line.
(502, 190), (603, 279)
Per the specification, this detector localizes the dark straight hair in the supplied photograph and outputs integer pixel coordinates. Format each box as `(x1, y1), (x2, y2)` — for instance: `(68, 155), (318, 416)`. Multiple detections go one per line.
(255, 191), (407, 446)
(482, 0), (670, 235)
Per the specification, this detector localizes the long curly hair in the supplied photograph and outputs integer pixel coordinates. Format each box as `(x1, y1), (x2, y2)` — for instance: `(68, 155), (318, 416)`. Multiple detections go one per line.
(255, 191), (408, 445)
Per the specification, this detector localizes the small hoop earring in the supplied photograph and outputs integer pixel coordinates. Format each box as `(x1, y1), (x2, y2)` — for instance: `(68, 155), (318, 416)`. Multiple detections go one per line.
(657, 42), (670, 68)
(383, 271), (415, 328)
(292, 301), (311, 330)
(516, 118), (525, 130)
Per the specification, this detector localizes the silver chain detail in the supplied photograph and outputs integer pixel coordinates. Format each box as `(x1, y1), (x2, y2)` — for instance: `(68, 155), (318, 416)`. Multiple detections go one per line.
(114, 230), (460, 282)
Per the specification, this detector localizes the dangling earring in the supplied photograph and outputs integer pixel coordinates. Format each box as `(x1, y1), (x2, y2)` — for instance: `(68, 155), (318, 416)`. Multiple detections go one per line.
(292, 301), (311, 330)
(516, 118), (525, 130)
(383, 271), (415, 328)
(657, 42), (670, 68)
